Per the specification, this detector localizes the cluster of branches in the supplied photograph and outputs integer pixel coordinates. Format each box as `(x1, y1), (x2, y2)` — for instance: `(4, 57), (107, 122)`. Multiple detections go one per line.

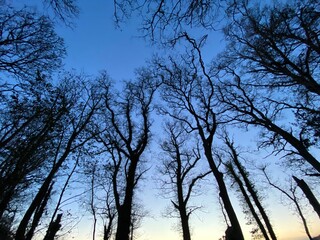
(0, 2), (159, 240)
(1, 1), (320, 240)
(113, 0), (319, 239)
(72, 1), (320, 239)
(113, 0), (222, 42)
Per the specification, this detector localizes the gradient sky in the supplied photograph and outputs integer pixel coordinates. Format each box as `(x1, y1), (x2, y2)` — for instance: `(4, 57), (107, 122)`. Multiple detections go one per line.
(12, 0), (320, 239)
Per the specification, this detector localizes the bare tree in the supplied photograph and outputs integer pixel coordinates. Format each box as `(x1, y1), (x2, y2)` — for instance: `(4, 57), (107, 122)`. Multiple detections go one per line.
(113, 0), (222, 42)
(262, 168), (314, 240)
(215, 73), (320, 174)
(0, 73), (69, 221)
(216, 134), (277, 240)
(14, 73), (104, 240)
(96, 70), (159, 240)
(43, 0), (79, 23)
(103, 184), (117, 240)
(215, 0), (320, 174)
(0, 6), (65, 79)
(154, 33), (244, 240)
(159, 121), (211, 240)
(43, 153), (80, 240)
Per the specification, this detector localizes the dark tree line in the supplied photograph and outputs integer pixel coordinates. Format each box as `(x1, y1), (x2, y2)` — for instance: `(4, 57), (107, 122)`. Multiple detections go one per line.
(1, 0), (319, 240)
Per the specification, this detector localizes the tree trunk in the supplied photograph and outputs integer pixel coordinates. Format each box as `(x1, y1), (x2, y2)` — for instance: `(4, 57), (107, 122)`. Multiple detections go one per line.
(25, 182), (54, 240)
(0, 187), (15, 219)
(227, 163), (270, 240)
(15, 123), (82, 240)
(293, 176), (320, 219)
(203, 144), (244, 240)
(115, 205), (132, 240)
(226, 140), (277, 240)
(43, 213), (63, 240)
(15, 153), (67, 240)
(114, 159), (137, 240)
(180, 208), (191, 240)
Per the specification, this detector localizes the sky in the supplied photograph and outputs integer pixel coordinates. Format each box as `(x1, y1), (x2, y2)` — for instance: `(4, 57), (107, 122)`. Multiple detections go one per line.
(55, 0), (156, 81)
(10, 1), (320, 240)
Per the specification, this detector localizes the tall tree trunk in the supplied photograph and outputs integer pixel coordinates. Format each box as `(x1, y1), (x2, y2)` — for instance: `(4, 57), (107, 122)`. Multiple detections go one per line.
(25, 182), (54, 240)
(15, 153), (67, 240)
(225, 139), (277, 240)
(293, 176), (320, 219)
(227, 163), (270, 240)
(180, 207), (191, 240)
(235, 163), (276, 240)
(176, 156), (191, 240)
(115, 204), (132, 240)
(15, 118), (85, 240)
(114, 159), (137, 240)
(203, 144), (244, 240)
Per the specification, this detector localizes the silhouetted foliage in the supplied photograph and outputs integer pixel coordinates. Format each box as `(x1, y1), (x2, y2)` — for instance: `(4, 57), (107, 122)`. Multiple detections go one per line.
(13, 74), (103, 240)
(0, 73), (69, 221)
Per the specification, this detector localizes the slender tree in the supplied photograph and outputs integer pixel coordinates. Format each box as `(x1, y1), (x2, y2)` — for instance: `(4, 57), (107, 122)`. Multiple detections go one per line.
(217, 134), (277, 240)
(262, 168), (314, 240)
(43, 154), (80, 240)
(14, 73), (104, 240)
(159, 121), (211, 240)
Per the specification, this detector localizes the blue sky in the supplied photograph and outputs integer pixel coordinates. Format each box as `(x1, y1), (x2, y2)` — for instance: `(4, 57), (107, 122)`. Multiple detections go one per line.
(55, 0), (155, 81)
(9, 1), (320, 239)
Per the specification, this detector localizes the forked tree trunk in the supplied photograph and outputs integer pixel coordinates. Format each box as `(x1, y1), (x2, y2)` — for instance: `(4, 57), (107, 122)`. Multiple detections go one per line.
(225, 139), (277, 240)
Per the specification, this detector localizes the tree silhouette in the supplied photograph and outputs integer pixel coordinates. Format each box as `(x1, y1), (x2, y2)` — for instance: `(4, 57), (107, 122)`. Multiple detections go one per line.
(215, 0), (320, 174)
(216, 134), (276, 240)
(159, 121), (211, 240)
(0, 6), (65, 79)
(95, 70), (159, 240)
(154, 33), (244, 240)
